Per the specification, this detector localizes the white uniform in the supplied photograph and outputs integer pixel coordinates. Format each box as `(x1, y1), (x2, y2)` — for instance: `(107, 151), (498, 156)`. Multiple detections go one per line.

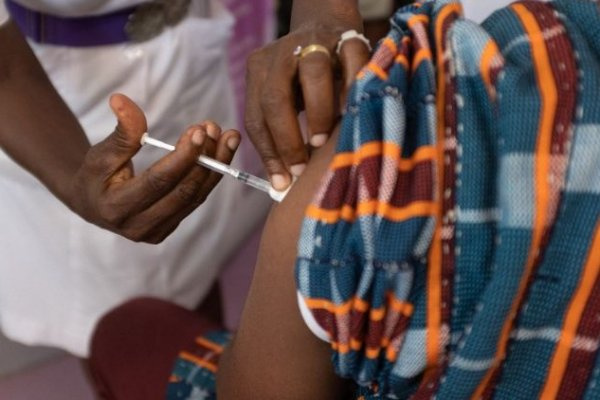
(0, 0), (271, 356)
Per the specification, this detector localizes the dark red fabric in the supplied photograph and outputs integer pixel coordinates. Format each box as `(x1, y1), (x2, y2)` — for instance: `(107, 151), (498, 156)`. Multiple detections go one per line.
(88, 297), (220, 400)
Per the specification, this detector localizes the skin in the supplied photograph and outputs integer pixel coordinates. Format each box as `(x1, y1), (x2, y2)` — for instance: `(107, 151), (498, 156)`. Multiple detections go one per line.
(0, 21), (240, 243)
(217, 2), (380, 397)
(244, 0), (369, 190)
(217, 128), (351, 400)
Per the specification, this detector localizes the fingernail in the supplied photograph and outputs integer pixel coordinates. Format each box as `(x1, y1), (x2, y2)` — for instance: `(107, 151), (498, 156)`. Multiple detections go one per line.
(206, 124), (220, 140)
(226, 136), (240, 151)
(310, 133), (328, 147)
(271, 174), (289, 191)
(191, 130), (205, 146)
(290, 163), (306, 177)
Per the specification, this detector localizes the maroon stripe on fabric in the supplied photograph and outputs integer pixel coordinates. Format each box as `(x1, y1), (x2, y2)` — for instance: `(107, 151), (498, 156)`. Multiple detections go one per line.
(319, 167), (352, 209)
(357, 156), (383, 200)
(318, 159), (435, 211)
(390, 161), (435, 207)
(364, 318), (385, 351)
(371, 37), (398, 72)
(412, 5), (460, 398)
(350, 308), (368, 341)
(311, 308), (341, 340)
(482, 2), (578, 398)
(387, 313), (412, 346)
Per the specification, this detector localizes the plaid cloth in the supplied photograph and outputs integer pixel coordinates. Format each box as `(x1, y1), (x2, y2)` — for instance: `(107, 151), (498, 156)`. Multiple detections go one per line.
(167, 331), (231, 400)
(296, 0), (600, 399)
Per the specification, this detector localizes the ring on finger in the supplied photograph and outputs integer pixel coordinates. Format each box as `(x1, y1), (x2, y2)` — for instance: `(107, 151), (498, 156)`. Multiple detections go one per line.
(293, 44), (331, 60)
(335, 29), (372, 56)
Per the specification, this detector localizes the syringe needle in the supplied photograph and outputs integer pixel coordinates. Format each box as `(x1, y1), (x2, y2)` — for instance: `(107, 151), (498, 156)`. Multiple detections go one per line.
(140, 133), (290, 202)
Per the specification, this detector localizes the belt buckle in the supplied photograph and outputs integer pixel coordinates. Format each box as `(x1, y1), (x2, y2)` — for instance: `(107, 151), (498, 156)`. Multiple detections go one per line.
(124, 0), (191, 43)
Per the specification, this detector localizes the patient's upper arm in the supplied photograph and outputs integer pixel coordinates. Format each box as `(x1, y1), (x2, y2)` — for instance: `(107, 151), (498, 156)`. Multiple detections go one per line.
(217, 128), (349, 399)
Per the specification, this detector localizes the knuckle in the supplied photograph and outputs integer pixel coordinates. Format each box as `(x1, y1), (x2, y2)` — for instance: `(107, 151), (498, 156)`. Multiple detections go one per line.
(144, 170), (172, 193)
(244, 117), (264, 137)
(125, 230), (147, 243)
(146, 235), (165, 245)
(279, 147), (305, 164)
(82, 146), (109, 175)
(260, 88), (287, 113)
(96, 203), (125, 227)
(120, 222), (152, 243)
(175, 181), (203, 204)
(302, 61), (331, 81)
(109, 128), (136, 152)
(246, 48), (267, 75)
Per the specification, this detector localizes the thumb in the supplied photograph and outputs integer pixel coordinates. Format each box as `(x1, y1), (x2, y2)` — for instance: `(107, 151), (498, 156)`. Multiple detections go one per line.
(84, 93), (148, 180)
(105, 93), (148, 160)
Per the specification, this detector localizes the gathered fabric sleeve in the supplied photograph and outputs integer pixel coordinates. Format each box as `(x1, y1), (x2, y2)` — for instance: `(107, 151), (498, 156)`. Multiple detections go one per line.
(295, 2), (442, 395)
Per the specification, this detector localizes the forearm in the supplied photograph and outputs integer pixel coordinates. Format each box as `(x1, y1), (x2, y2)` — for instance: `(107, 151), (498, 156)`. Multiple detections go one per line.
(291, 0), (362, 31)
(0, 22), (90, 207)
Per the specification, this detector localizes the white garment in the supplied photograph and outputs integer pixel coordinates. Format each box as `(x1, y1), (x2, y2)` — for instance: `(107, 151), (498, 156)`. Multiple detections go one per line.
(0, 1), (7, 25)
(0, 0), (271, 356)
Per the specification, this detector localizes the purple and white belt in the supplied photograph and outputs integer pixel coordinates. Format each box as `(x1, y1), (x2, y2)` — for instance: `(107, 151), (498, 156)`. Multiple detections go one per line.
(5, 0), (192, 47)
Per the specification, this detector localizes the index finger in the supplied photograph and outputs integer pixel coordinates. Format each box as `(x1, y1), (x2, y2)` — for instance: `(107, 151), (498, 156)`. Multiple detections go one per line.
(110, 126), (207, 214)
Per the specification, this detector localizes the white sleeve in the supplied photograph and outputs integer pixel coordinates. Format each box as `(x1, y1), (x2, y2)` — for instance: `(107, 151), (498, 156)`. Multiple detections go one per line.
(0, 1), (9, 26)
(358, 0), (394, 21)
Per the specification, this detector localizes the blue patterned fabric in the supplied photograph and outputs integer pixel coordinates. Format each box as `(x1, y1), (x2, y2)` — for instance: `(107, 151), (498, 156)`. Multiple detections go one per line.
(296, 1), (600, 399)
(167, 331), (230, 400)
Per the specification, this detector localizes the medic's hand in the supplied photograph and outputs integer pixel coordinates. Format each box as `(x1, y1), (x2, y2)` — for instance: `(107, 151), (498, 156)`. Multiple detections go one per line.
(68, 93), (240, 244)
(244, 4), (370, 191)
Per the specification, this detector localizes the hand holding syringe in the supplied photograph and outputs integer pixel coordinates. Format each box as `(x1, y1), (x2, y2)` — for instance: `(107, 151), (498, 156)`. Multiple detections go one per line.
(141, 133), (291, 202)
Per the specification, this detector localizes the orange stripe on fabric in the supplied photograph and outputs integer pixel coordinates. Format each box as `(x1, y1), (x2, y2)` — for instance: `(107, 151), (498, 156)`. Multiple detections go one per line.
(396, 54), (410, 70)
(368, 62), (388, 80)
(195, 337), (224, 354)
(331, 341), (382, 359)
(332, 339), (393, 360)
(306, 200), (436, 224)
(472, 4), (558, 398)
(386, 346), (399, 362)
(334, 327), (412, 359)
(331, 142), (436, 171)
(382, 37), (398, 55)
(408, 14), (430, 29)
(304, 296), (369, 315)
(427, 2), (461, 371)
(413, 48), (433, 72)
(539, 222), (600, 399)
(390, 296), (415, 315)
(178, 352), (218, 373)
(168, 375), (180, 383)
(480, 40), (500, 99)
(306, 296), (413, 316)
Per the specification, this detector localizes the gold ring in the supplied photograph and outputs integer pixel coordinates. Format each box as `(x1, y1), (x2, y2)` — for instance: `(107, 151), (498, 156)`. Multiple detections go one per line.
(293, 44), (331, 60)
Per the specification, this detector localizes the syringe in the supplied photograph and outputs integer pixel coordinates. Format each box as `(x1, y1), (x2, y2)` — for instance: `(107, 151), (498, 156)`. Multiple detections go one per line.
(140, 133), (291, 202)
